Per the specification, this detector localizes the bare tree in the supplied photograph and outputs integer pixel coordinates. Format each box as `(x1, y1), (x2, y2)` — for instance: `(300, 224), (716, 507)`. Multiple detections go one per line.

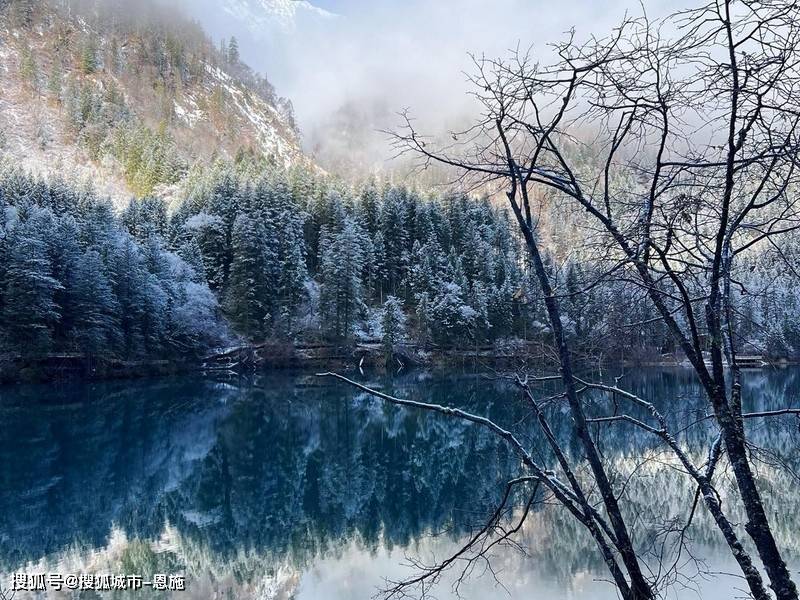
(319, 371), (658, 599)
(323, 1), (800, 599)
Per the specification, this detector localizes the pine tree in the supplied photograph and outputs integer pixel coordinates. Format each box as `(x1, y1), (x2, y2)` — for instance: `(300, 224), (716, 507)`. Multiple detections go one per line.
(461, 220), (494, 287)
(108, 37), (122, 74)
(177, 236), (207, 283)
(414, 292), (432, 345)
(358, 182), (380, 235)
(63, 80), (83, 133)
(413, 201), (435, 243)
(276, 217), (308, 336)
(0, 168), (35, 204)
(0, 168), (225, 359)
(47, 62), (63, 102)
(219, 38), (228, 64)
(142, 232), (171, 280)
(469, 281), (490, 340)
(48, 215), (82, 345)
(228, 37), (240, 66)
(140, 271), (168, 353)
(381, 295), (406, 353)
(72, 249), (119, 355)
(182, 212), (227, 289)
(380, 188), (409, 295)
(122, 197), (169, 242)
(108, 235), (148, 355)
(19, 44), (38, 92)
(428, 281), (477, 346)
(207, 172), (242, 285)
(225, 213), (276, 336)
(1, 207), (62, 353)
(80, 38), (98, 75)
(371, 230), (387, 303)
(408, 237), (445, 302)
(319, 219), (367, 339)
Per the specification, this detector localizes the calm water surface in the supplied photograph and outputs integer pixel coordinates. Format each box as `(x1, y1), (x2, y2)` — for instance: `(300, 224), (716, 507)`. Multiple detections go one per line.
(1, 368), (798, 599)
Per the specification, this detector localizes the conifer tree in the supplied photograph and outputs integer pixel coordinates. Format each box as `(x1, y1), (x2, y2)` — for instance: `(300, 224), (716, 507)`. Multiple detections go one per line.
(19, 44), (38, 92)
(358, 182), (380, 235)
(1, 207), (62, 353)
(428, 281), (476, 346)
(227, 37), (240, 66)
(381, 295), (406, 353)
(380, 188), (409, 296)
(276, 218), (308, 336)
(225, 213), (276, 336)
(371, 230), (387, 303)
(108, 235), (148, 354)
(183, 212), (227, 289)
(80, 38), (98, 75)
(0, 168), (226, 360)
(319, 219), (366, 339)
(47, 62), (63, 102)
(177, 236), (207, 283)
(219, 38), (228, 64)
(72, 249), (118, 354)
(48, 215), (82, 345)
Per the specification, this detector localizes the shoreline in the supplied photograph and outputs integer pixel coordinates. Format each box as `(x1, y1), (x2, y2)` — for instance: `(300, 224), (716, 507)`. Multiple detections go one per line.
(1, 342), (794, 385)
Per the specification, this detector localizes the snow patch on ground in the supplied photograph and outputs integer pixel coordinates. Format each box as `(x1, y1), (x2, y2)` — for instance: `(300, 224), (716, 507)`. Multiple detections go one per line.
(0, 36), (12, 73)
(174, 98), (204, 126)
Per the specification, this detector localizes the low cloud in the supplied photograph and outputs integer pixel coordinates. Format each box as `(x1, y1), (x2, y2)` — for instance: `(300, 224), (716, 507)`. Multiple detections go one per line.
(184, 0), (680, 175)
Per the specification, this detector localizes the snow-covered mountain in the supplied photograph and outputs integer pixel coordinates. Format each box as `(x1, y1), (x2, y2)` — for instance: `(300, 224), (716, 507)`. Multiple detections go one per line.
(221, 0), (337, 34)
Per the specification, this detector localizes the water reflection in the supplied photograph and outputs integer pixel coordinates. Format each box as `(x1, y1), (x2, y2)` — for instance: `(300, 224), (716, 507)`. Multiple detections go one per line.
(0, 369), (798, 599)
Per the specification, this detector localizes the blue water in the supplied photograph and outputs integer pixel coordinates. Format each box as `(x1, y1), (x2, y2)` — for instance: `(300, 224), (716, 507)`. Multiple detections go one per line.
(0, 368), (798, 599)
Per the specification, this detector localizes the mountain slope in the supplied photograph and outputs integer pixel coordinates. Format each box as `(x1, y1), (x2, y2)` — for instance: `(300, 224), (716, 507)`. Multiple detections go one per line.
(0, 0), (310, 205)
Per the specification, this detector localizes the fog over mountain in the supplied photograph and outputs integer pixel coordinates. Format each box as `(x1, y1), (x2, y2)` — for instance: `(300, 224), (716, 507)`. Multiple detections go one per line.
(178, 0), (681, 176)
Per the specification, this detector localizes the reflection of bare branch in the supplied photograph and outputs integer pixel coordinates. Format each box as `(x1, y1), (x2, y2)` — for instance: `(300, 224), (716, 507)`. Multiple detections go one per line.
(318, 372), (635, 598)
(379, 477), (542, 600)
(0, 582), (16, 600)
(576, 379), (768, 599)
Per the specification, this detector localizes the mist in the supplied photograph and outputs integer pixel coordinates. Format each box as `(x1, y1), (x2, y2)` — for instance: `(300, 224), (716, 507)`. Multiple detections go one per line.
(179, 0), (681, 176)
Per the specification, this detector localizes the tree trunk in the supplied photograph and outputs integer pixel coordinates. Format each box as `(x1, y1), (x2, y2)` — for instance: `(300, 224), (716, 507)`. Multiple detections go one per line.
(522, 224), (654, 600)
(707, 292), (798, 600)
(711, 384), (798, 600)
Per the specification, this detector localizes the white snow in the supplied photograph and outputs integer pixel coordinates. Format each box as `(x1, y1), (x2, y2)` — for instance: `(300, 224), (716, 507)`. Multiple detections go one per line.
(222, 0), (337, 34)
(173, 98), (203, 126)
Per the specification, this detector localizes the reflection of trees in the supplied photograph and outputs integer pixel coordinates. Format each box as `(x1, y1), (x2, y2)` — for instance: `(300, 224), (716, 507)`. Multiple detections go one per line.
(0, 378), (233, 570)
(0, 369), (798, 586)
(166, 374), (523, 573)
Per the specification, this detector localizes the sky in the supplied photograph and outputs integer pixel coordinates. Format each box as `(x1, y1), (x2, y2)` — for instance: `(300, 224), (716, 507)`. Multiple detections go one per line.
(181, 0), (681, 173)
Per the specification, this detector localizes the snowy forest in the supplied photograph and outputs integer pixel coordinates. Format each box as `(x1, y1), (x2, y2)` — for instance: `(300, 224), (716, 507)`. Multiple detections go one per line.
(2, 161), (800, 363)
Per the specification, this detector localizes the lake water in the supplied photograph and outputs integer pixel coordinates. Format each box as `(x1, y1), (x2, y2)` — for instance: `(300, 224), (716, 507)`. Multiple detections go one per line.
(0, 368), (798, 599)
